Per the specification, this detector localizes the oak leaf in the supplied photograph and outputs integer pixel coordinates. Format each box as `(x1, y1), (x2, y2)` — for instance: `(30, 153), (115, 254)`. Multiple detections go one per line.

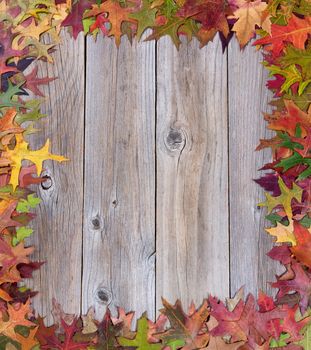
(2, 134), (68, 190)
(155, 298), (209, 350)
(265, 220), (296, 245)
(85, 1), (136, 46)
(259, 177), (303, 219)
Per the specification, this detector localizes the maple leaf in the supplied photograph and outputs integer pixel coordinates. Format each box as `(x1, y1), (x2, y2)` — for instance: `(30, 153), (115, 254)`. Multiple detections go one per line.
(259, 177), (303, 219)
(2, 134), (68, 190)
(155, 298), (209, 350)
(85, 1), (136, 46)
(62, 0), (95, 38)
(118, 314), (161, 350)
(230, 0), (271, 47)
(254, 15), (311, 57)
(176, 0), (230, 45)
(272, 261), (311, 313)
(290, 221), (311, 268)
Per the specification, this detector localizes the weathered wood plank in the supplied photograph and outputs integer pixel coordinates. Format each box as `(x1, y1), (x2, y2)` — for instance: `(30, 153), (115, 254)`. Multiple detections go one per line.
(156, 37), (229, 309)
(29, 31), (85, 323)
(83, 36), (156, 319)
(228, 39), (281, 297)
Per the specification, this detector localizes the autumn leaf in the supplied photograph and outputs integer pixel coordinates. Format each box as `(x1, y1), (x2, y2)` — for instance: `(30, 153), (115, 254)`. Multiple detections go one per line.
(177, 0), (230, 43)
(21, 66), (56, 97)
(154, 298), (209, 350)
(230, 0), (271, 47)
(254, 15), (311, 56)
(62, 0), (95, 38)
(265, 219), (297, 245)
(118, 314), (161, 350)
(291, 221), (311, 268)
(272, 261), (311, 313)
(0, 109), (23, 141)
(0, 299), (35, 341)
(2, 134), (68, 190)
(85, 0), (136, 46)
(259, 177), (303, 219)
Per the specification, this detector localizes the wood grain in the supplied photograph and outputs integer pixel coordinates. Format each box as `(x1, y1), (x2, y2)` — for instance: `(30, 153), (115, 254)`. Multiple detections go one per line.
(228, 38), (281, 298)
(28, 30), (85, 323)
(83, 35), (156, 320)
(156, 37), (229, 310)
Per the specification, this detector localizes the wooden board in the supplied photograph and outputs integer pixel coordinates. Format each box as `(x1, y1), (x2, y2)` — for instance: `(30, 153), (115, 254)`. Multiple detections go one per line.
(228, 38), (281, 298)
(156, 37), (230, 309)
(83, 35), (156, 320)
(29, 31), (85, 323)
(27, 32), (280, 320)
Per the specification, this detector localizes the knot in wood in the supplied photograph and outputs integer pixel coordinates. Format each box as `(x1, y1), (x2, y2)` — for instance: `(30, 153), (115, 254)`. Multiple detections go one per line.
(41, 175), (53, 190)
(165, 127), (186, 152)
(95, 286), (112, 305)
(91, 215), (101, 230)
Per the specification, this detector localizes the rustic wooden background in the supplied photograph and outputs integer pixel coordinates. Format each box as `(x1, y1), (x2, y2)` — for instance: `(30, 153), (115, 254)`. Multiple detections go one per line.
(28, 31), (283, 323)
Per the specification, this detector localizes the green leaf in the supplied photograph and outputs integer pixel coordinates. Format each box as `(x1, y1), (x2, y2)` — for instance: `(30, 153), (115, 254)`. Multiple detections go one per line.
(129, 0), (157, 40)
(258, 177), (303, 219)
(276, 151), (311, 180)
(299, 215), (311, 228)
(166, 339), (186, 350)
(280, 45), (311, 81)
(0, 81), (25, 109)
(266, 64), (311, 95)
(266, 213), (289, 226)
(118, 315), (161, 350)
(295, 309), (311, 349)
(16, 194), (41, 213)
(12, 227), (34, 246)
(270, 333), (290, 347)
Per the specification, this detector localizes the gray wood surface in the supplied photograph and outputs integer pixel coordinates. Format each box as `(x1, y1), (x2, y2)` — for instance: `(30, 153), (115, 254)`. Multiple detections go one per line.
(29, 32), (277, 320)
(156, 37), (229, 309)
(228, 38), (281, 298)
(83, 35), (156, 320)
(29, 30), (85, 323)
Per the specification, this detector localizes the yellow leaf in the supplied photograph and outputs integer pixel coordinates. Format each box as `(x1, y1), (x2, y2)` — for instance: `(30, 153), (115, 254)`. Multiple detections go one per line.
(258, 177), (302, 219)
(265, 219), (297, 245)
(3, 134), (68, 190)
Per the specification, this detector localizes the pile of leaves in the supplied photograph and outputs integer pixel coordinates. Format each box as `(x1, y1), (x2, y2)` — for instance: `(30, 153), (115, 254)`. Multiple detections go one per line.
(1, 0), (311, 349)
